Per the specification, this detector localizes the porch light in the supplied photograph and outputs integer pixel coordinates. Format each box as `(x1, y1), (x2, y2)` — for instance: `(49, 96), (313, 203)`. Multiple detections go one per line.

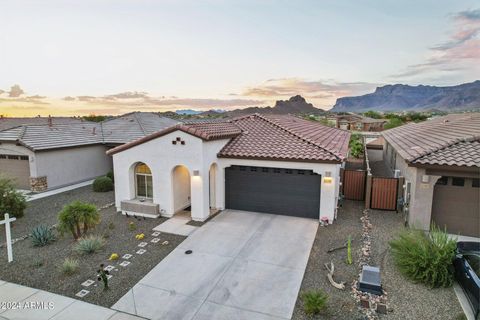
(193, 170), (200, 176)
(324, 171), (333, 184)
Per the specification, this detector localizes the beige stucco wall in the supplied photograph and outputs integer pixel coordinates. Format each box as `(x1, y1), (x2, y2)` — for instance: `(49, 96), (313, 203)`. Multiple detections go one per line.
(35, 145), (113, 189)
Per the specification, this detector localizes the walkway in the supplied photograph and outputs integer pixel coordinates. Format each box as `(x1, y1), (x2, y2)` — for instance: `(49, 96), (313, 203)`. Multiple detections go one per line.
(113, 210), (318, 320)
(0, 280), (144, 320)
(25, 180), (95, 202)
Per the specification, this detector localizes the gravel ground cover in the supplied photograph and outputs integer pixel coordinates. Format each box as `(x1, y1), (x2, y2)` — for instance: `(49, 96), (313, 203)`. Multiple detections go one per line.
(293, 200), (464, 320)
(0, 186), (185, 307)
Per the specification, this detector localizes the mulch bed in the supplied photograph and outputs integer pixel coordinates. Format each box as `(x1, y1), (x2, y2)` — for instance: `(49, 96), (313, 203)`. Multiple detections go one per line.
(292, 200), (464, 320)
(0, 186), (186, 307)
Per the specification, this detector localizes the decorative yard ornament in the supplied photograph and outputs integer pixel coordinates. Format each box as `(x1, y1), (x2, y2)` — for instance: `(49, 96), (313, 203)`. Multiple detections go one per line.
(0, 213), (16, 263)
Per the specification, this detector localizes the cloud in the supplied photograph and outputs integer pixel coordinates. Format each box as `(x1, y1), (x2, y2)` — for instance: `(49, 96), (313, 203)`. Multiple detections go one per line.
(392, 8), (480, 79)
(241, 78), (379, 107)
(63, 96), (76, 101)
(104, 91), (149, 99)
(8, 84), (24, 97)
(27, 95), (46, 99)
(77, 95), (96, 102)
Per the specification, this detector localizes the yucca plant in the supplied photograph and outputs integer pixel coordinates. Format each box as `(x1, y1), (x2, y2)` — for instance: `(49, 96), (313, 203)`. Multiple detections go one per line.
(346, 235), (353, 265)
(389, 225), (456, 288)
(302, 289), (328, 315)
(75, 235), (105, 254)
(31, 225), (56, 246)
(61, 258), (79, 275)
(58, 201), (99, 240)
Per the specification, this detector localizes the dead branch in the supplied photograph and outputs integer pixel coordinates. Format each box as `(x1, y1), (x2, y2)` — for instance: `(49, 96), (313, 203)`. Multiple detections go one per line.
(324, 262), (345, 290)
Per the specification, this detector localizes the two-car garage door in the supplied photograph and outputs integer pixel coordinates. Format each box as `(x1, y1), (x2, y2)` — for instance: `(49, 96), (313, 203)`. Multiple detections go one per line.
(225, 166), (321, 219)
(0, 154), (31, 189)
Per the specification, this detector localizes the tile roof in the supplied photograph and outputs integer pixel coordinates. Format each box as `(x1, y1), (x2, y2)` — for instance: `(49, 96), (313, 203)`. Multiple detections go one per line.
(0, 116), (86, 131)
(382, 113), (480, 167)
(0, 112), (179, 151)
(108, 114), (350, 163)
(106, 121), (242, 155)
(413, 141), (480, 167)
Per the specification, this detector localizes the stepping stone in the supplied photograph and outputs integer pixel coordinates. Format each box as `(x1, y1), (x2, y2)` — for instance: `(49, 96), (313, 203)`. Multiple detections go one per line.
(104, 265), (115, 272)
(75, 289), (90, 298)
(119, 261), (131, 267)
(122, 254), (133, 260)
(151, 238), (160, 243)
(162, 240), (169, 245)
(136, 249), (147, 255)
(81, 279), (95, 287)
(138, 242), (148, 247)
(152, 231), (161, 236)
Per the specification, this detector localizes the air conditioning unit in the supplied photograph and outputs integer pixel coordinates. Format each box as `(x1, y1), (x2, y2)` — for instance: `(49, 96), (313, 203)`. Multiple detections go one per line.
(394, 169), (401, 178)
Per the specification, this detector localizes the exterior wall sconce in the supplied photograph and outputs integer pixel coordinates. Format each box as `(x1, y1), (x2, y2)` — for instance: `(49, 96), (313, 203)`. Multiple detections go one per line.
(323, 171), (333, 184)
(193, 170), (200, 176)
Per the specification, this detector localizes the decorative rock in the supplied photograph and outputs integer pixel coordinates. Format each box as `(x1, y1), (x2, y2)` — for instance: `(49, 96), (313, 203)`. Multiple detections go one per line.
(81, 279), (95, 287)
(376, 303), (387, 314)
(75, 289), (90, 298)
(360, 297), (370, 309)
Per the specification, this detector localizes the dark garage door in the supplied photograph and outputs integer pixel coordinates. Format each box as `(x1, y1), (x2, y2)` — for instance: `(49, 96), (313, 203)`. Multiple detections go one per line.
(431, 177), (480, 237)
(225, 166), (321, 219)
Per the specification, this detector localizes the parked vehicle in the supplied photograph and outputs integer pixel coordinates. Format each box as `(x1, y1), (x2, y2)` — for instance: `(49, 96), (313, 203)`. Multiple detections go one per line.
(454, 241), (480, 319)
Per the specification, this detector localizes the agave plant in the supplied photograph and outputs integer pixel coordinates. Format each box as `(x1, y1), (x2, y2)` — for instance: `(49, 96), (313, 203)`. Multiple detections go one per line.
(31, 225), (56, 247)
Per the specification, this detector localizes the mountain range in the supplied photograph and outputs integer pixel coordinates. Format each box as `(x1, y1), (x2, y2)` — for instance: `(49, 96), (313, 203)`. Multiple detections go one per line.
(331, 80), (480, 112)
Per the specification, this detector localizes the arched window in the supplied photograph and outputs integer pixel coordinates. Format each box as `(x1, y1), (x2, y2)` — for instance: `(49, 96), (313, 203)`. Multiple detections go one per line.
(135, 163), (153, 198)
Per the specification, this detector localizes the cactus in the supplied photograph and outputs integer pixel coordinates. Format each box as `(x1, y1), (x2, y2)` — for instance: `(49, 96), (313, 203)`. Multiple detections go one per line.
(97, 264), (110, 290)
(135, 233), (145, 240)
(109, 253), (119, 260)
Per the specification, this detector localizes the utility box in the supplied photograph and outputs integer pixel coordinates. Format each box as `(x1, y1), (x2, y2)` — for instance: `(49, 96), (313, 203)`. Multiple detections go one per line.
(358, 265), (382, 295)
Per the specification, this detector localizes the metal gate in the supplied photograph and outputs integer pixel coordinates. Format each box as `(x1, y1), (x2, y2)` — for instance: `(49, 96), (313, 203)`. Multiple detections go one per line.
(342, 169), (366, 201)
(371, 177), (398, 211)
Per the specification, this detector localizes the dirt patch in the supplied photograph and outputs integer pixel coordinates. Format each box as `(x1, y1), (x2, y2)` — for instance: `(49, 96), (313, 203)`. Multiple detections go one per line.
(0, 187), (185, 307)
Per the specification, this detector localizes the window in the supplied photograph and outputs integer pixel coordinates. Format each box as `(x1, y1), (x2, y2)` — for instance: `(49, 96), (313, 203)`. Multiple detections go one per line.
(472, 179), (480, 188)
(298, 170), (305, 175)
(273, 168), (281, 173)
(452, 177), (465, 187)
(135, 163), (153, 198)
(285, 169), (293, 174)
(262, 168), (269, 173)
(436, 177), (448, 185)
(0, 154), (6, 159)
(20, 156), (28, 161)
(250, 167), (257, 172)
(7, 155), (19, 160)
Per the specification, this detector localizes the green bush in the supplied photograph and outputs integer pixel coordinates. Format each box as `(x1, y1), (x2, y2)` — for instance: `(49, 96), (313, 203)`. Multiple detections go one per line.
(349, 133), (364, 158)
(75, 235), (105, 254)
(106, 171), (114, 183)
(389, 226), (456, 288)
(58, 201), (100, 240)
(61, 258), (79, 275)
(31, 225), (56, 246)
(302, 289), (328, 315)
(93, 176), (114, 192)
(384, 117), (404, 129)
(0, 176), (27, 219)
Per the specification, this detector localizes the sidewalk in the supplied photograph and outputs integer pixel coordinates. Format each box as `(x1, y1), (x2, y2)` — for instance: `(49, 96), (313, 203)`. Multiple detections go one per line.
(0, 280), (145, 320)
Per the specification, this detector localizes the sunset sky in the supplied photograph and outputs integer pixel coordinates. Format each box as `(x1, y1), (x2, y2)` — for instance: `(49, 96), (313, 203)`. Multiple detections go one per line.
(1, 0), (479, 116)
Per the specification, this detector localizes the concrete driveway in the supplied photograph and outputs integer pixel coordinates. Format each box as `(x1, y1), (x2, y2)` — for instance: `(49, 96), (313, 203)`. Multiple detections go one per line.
(113, 210), (318, 320)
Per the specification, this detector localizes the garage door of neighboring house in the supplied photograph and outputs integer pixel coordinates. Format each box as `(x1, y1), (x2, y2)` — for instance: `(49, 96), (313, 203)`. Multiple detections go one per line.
(225, 166), (321, 219)
(431, 177), (480, 237)
(0, 154), (31, 189)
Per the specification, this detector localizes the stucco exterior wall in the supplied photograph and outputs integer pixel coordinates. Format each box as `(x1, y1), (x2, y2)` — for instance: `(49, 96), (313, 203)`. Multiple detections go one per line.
(172, 165), (191, 212)
(35, 145), (113, 189)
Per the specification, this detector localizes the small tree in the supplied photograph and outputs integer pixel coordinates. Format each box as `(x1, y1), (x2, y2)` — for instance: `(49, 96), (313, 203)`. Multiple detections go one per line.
(0, 176), (27, 219)
(58, 201), (99, 240)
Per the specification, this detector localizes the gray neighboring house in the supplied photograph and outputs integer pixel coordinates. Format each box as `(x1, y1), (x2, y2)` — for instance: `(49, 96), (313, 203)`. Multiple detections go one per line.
(0, 112), (178, 191)
(382, 113), (480, 237)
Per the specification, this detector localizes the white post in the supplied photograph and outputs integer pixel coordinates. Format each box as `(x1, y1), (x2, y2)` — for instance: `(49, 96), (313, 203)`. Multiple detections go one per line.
(1, 213), (16, 263)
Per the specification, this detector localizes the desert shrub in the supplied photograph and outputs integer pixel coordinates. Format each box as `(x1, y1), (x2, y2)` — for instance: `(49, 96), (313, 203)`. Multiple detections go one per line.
(108, 222), (115, 230)
(61, 258), (79, 275)
(57, 201), (100, 240)
(31, 258), (44, 268)
(302, 290), (328, 315)
(75, 235), (105, 254)
(389, 226), (456, 288)
(106, 170), (114, 183)
(93, 176), (113, 192)
(0, 176), (27, 219)
(31, 225), (56, 246)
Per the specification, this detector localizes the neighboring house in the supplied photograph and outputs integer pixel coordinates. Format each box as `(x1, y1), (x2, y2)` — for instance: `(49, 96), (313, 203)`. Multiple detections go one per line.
(0, 112), (178, 191)
(107, 114), (350, 223)
(0, 115), (85, 131)
(382, 113), (480, 237)
(335, 114), (387, 132)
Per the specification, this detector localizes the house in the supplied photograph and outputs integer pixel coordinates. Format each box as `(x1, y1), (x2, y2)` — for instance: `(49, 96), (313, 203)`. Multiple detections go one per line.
(335, 114), (387, 132)
(107, 114), (350, 223)
(0, 115), (85, 131)
(382, 113), (480, 237)
(0, 112), (178, 191)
